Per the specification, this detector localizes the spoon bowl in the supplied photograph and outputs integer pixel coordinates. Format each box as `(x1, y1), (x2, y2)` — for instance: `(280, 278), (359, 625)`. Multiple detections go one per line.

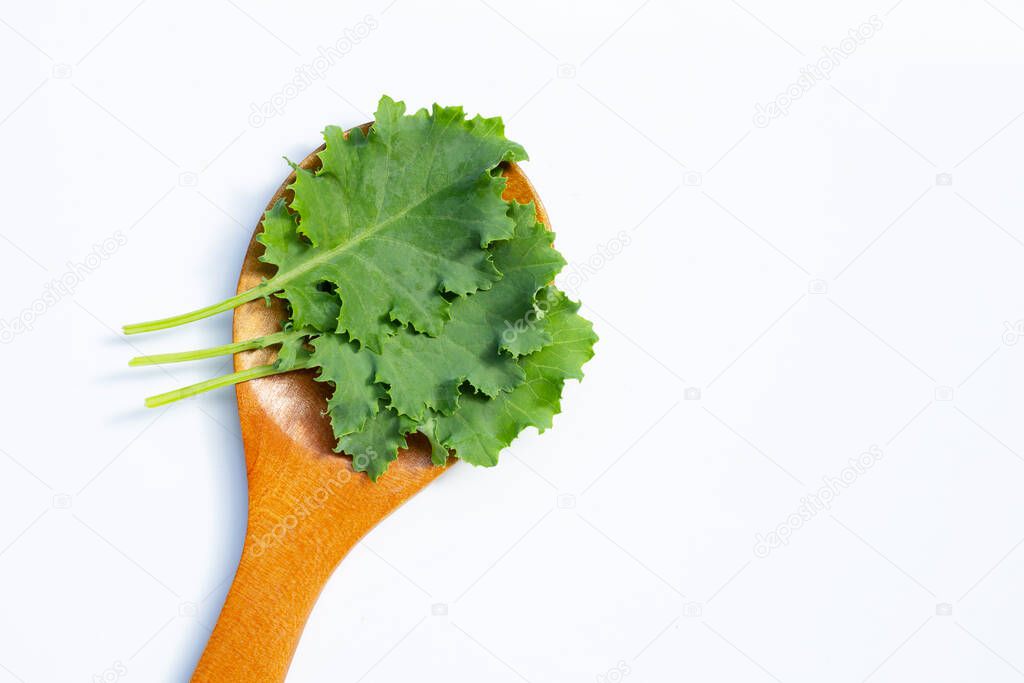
(192, 131), (547, 682)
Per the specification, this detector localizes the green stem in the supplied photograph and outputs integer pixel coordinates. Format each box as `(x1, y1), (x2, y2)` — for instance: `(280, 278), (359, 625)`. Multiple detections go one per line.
(123, 203), (407, 336)
(129, 331), (292, 366)
(144, 364), (287, 408)
(123, 282), (275, 335)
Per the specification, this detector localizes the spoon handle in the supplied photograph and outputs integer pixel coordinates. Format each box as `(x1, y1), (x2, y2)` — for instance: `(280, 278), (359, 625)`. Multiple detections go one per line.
(192, 409), (442, 682)
(191, 453), (356, 680)
(191, 505), (340, 682)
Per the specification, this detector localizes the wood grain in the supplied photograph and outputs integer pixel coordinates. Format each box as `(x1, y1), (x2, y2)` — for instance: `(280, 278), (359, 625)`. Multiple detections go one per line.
(191, 135), (547, 682)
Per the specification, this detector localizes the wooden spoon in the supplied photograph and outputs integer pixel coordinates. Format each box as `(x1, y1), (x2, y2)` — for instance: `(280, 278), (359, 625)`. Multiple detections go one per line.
(191, 133), (548, 682)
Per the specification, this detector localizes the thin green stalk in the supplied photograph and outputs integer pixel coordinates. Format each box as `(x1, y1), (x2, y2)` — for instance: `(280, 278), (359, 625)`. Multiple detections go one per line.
(129, 331), (292, 366)
(144, 364), (287, 408)
(124, 213), (396, 336)
(123, 282), (275, 335)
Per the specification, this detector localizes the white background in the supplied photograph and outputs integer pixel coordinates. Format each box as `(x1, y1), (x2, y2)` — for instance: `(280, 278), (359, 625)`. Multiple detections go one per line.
(2, 1), (1024, 681)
